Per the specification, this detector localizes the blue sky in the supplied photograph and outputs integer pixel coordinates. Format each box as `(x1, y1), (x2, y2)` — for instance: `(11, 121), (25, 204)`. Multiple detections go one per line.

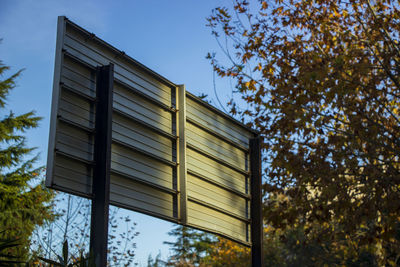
(0, 0), (235, 265)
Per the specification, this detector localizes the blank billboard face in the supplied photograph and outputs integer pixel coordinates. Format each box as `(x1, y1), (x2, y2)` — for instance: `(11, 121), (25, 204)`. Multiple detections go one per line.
(47, 16), (257, 245)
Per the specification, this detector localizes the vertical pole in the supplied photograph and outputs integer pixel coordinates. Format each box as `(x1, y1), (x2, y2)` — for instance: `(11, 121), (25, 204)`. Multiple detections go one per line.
(178, 84), (187, 225)
(250, 136), (263, 267)
(90, 64), (114, 267)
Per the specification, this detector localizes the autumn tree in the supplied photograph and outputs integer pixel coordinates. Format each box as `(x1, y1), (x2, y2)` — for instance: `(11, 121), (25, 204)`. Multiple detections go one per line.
(0, 59), (54, 259)
(207, 0), (400, 265)
(201, 237), (250, 267)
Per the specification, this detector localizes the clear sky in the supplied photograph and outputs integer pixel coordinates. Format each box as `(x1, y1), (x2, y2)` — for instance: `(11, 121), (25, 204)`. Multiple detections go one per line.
(0, 0), (235, 265)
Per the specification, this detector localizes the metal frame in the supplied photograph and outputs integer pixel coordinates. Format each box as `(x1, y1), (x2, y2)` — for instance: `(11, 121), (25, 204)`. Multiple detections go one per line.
(48, 17), (265, 266)
(46, 16), (66, 188)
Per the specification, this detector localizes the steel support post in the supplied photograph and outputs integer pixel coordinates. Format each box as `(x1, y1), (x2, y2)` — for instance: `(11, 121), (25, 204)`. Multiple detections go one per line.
(90, 64), (114, 267)
(250, 136), (263, 267)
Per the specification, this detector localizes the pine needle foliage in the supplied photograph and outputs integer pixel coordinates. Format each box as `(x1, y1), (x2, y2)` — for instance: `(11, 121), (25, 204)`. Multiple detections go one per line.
(0, 59), (54, 259)
(164, 225), (215, 266)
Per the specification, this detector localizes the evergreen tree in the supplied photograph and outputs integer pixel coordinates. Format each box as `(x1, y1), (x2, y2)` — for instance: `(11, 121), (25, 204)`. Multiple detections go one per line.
(147, 251), (166, 267)
(0, 59), (54, 259)
(164, 225), (215, 266)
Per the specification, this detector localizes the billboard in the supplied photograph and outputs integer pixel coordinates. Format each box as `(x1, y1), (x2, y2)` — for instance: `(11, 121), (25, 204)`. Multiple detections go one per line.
(47, 16), (258, 245)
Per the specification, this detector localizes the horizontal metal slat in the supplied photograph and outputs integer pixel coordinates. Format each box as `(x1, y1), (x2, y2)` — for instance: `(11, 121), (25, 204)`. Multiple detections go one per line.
(62, 61), (95, 86)
(58, 115), (95, 133)
(64, 32), (172, 106)
(186, 97), (251, 147)
(112, 113), (173, 161)
(114, 78), (175, 113)
(187, 149), (247, 193)
(58, 94), (94, 129)
(64, 31), (172, 99)
(188, 196), (250, 222)
(63, 53), (175, 116)
(112, 139), (177, 167)
(186, 222), (250, 248)
(113, 108), (177, 140)
(52, 154), (92, 195)
(64, 50), (96, 71)
(111, 143), (174, 189)
(186, 91), (258, 135)
(187, 143), (249, 176)
(111, 188), (175, 219)
(186, 123), (246, 170)
(186, 117), (248, 152)
(113, 84), (173, 134)
(54, 149), (94, 166)
(187, 169), (250, 199)
(110, 169), (177, 195)
(63, 51), (252, 152)
(61, 82), (96, 102)
(64, 17), (177, 89)
(62, 57), (95, 93)
(187, 174), (248, 218)
(187, 201), (249, 244)
(56, 136), (93, 162)
(111, 198), (179, 224)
